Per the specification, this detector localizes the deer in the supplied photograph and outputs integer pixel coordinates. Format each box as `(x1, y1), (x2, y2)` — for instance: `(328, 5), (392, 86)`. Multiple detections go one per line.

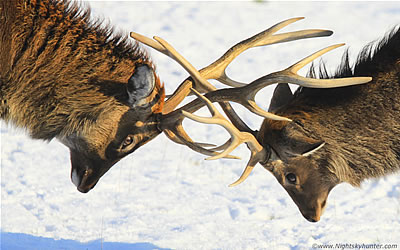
(1, 0), (165, 193)
(130, 21), (400, 223)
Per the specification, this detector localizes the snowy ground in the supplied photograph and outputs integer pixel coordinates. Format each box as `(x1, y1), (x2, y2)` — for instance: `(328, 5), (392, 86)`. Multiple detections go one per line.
(1, 1), (400, 249)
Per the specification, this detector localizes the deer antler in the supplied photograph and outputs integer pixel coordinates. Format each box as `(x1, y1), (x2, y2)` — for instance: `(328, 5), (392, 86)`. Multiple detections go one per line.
(131, 18), (372, 186)
(182, 88), (268, 186)
(131, 17), (335, 146)
(131, 17), (334, 113)
(204, 43), (372, 122)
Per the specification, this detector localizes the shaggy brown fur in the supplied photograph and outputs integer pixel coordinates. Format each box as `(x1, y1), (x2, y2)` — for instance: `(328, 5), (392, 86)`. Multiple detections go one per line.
(0, 0), (165, 193)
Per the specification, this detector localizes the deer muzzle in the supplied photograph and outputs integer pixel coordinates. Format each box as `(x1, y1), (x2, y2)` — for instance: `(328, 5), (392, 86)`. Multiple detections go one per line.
(71, 167), (99, 193)
(299, 198), (327, 223)
(69, 149), (112, 193)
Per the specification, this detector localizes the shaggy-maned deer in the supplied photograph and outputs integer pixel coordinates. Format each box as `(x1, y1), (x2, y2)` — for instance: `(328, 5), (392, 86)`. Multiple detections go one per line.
(1, 0), (165, 193)
(132, 21), (399, 222)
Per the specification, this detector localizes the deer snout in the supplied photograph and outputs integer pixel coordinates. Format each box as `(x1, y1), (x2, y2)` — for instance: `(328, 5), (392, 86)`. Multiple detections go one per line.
(300, 198), (327, 223)
(71, 167), (98, 193)
(303, 210), (321, 223)
(69, 150), (107, 193)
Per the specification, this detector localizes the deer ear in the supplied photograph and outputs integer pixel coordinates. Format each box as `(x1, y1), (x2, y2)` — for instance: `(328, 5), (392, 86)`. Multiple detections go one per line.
(268, 83), (293, 112)
(301, 141), (325, 157)
(127, 64), (155, 106)
(287, 136), (325, 157)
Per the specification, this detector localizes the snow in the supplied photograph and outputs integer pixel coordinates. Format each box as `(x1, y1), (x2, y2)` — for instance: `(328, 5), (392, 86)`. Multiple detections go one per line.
(1, 1), (400, 249)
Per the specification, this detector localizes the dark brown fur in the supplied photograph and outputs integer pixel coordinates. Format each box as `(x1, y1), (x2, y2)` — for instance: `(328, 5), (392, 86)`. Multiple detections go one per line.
(0, 0), (165, 192)
(259, 27), (400, 222)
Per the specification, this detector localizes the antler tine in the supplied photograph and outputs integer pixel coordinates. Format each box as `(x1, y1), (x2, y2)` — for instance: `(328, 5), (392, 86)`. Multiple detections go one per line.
(182, 89), (245, 160)
(163, 129), (215, 148)
(174, 130), (241, 160)
(228, 148), (265, 187)
(130, 32), (215, 94)
(152, 36), (216, 93)
(181, 88), (267, 185)
(201, 17), (334, 88)
(164, 120), (240, 160)
(130, 31), (168, 56)
(181, 88), (259, 160)
(284, 43), (373, 87)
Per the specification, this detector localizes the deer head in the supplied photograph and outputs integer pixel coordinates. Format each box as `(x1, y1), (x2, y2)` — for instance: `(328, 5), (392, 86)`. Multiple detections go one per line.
(130, 17), (372, 221)
(59, 64), (165, 193)
(259, 115), (338, 222)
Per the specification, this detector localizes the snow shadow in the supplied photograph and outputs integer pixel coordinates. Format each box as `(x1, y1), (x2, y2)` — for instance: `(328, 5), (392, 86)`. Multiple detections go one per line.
(1, 232), (170, 250)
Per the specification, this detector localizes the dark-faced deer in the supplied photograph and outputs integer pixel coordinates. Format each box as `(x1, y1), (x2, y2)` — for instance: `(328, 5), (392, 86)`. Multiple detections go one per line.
(132, 20), (399, 222)
(1, 0), (165, 193)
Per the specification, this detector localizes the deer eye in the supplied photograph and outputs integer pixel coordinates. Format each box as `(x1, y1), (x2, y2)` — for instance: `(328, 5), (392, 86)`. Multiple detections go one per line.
(286, 173), (297, 184)
(122, 136), (134, 149)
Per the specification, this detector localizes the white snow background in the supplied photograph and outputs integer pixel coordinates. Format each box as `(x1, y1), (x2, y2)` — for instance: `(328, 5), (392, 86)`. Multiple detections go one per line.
(1, 1), (400, 249)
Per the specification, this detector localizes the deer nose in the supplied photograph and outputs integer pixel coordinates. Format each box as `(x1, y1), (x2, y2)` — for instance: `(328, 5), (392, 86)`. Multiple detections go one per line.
(305, 216), (319, 223)
(71, 167), (97, 193)
(71, 168), (82, 188)
(303, 210), (321, 223)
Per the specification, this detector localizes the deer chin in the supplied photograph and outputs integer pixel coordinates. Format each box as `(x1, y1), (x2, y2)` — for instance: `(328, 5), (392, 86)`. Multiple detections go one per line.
(71, 167), (99, 193)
